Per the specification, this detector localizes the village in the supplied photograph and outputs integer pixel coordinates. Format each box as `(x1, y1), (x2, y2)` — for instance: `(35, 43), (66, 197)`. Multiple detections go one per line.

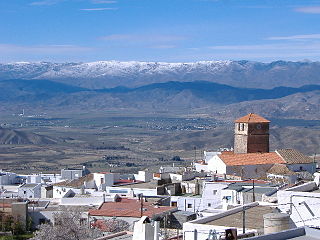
(0, 113), (319, 240)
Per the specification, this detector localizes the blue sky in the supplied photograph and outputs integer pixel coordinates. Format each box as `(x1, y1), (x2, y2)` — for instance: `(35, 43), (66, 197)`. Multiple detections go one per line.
(0, 0), (320, 62)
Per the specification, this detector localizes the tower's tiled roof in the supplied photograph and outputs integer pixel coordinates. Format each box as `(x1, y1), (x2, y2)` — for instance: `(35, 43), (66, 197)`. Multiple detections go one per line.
(235, 113), (270, 123)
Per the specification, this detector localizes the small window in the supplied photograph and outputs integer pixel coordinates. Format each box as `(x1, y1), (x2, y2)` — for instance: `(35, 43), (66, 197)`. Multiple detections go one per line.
(241, 123), (245, 131)
(24, 191), (26, 194)
(300, 166), (303, 171)
(172, 202), (177, 207)
(80, 218), (87, 226)
(39, 219), (46, 224)
(213, 190), (217, 195)
(187, 203), (192, 208)
(208, 203), (211, 207)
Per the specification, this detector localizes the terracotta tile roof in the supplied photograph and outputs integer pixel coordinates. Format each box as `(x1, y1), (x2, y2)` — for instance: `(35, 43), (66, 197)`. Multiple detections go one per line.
(221, 151), (234, 155)
(54, 173), (94, 188)
(276, 149), (314, 164)
(89, 198), (176, 218)
(219, 152), (285, 166)
(235, 113), (270, 123)
(267, 164), (297, 175)
(0, 203), (12, 208)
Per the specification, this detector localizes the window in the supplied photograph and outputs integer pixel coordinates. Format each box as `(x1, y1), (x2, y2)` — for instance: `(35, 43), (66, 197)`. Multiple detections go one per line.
(208, 203), (211, 207)
(80, 218), (87, 226)
(213, 190), (217, 195)
(223, 196), (232, 202)
(300, 166), (303, 171)
(187, 203), (192, 208)
(23, 191), (26, 194)
(101, 178), (104, 184)
(39, 219), (46, 224)
(171, 202), (177, 207)
(238, 123), (245, 131)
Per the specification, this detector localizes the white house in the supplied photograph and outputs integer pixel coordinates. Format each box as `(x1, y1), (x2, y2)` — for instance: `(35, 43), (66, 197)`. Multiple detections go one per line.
(134, 171), (153, 182)
(267, 164), (298, 184)
(171, 181), (230, 212)
(205, 152), (283, 179)
(0, 171), (19, 185)
(93, 172), (120, 190)
(277, 181), (320, 228)
(18, 183), (42, 199)
(275, 149), (316, 175)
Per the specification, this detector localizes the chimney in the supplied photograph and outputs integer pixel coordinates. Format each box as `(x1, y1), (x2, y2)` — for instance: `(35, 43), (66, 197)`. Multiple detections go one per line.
(132, 216), (155, 240)
(263, 213), (290, 234)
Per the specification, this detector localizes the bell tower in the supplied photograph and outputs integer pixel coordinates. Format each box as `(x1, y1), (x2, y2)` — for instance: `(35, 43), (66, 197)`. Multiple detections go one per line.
(234, 113), (270, 154)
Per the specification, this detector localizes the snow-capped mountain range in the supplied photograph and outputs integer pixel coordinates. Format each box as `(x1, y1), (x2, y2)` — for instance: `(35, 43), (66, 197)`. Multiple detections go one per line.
(1, 60), (320, 89)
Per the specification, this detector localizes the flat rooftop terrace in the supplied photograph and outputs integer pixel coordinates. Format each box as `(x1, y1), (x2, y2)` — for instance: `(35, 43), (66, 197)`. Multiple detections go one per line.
(205, 206), (277, 230)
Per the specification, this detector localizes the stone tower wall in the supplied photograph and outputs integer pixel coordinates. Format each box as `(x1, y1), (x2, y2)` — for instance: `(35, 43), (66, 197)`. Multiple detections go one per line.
(234, 123), (248, 154)
(234, 122), (269, 154)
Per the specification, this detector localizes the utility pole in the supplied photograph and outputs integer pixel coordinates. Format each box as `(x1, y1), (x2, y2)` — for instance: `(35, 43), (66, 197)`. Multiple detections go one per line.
(140, 194), (143, 217)
(252, 179), (255, 202)
(164, 214), (167, 240)
(242, 206), (246, 234)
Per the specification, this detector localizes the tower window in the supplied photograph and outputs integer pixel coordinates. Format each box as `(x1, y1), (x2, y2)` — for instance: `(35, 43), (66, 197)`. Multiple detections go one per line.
(240, 123), (245, 131)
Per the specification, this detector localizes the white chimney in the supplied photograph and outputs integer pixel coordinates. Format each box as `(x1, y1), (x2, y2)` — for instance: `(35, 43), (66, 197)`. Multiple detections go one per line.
(132, 216), (156, 240)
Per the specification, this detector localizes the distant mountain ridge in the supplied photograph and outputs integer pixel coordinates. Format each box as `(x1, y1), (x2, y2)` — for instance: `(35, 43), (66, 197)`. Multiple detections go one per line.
(1, 60), (320, 89)
(1, 79), (319, 104)
(0, 79), (319, 120)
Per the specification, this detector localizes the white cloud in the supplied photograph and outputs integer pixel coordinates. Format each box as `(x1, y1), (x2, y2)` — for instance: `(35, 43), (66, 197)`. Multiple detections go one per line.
(267, 34), (320, 41)
(295, 6), (320, 14)
(30, 0), (117, 6)
(208, 42), (320, 51)
(101, 34), (186, 42)
(80, 7), (117, 11)
(30, 0), (63, 6)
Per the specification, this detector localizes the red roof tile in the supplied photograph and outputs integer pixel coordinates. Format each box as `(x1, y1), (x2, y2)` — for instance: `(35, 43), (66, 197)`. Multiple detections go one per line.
(235, 113), (270, 123)
(219, 152), (285, 166)
(0, 203), (12, 208)
(89, 198), (175, 218)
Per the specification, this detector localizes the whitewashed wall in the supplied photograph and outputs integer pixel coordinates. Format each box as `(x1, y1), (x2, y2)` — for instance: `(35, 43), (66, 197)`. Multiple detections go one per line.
(278, 187), (320, 227)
